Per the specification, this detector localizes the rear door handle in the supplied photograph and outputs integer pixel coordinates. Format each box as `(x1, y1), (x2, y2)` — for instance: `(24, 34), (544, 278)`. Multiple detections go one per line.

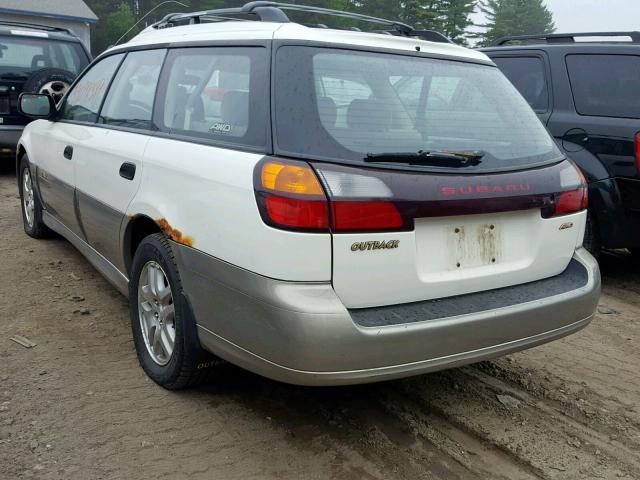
(119, 162), (136, 181)
(63, 145), (73, 160)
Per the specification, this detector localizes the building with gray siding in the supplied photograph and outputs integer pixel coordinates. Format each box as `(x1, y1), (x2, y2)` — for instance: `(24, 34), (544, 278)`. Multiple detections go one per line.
(0, 0), (97, 52)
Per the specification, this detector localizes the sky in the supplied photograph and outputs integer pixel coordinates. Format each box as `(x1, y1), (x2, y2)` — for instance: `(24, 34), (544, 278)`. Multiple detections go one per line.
(472, 0), (640, 34)
(543, 0), (640, 33)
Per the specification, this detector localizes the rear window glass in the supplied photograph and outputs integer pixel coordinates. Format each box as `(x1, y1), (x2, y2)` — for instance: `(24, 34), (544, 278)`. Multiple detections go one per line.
(566, 54), (640, 119)
(492, 56), (548, 112)
(0, 35), (87, 76)
(275, 47), (561, 173)
(155, 47), (268, 148)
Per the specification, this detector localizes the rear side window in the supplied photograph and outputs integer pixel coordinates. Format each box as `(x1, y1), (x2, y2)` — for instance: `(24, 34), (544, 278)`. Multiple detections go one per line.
(60, 54), (124, 123)
(99, 49), (166, 129)
(566, 54), (640, 119)
(155, 47), (269, 148)
(492, 56), (549, 112)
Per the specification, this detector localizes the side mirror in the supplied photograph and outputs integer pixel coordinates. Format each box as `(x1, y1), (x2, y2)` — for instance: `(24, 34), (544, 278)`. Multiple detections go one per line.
(18, 93), (55, 119)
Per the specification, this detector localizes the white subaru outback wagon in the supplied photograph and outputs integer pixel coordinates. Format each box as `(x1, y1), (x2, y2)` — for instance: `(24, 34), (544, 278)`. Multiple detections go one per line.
(16, 2), (600, 388)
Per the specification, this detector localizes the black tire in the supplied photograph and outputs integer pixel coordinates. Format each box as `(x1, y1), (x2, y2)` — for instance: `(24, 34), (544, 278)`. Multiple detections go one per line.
(18, 155), (54, 239)
(23, 68), (76, 104)
(583, 211), (601, 259)
(129, 233), (220, 390)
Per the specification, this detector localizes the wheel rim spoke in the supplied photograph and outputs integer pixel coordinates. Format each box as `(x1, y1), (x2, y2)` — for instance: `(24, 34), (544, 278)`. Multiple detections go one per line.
(157, 283), (172, 305)
(158, 325), (173, 359)
(140, 284), (155, 306)
(152, 325), (165, 357)
(22, 170), (34, 228)
(138, 261), (175, 366)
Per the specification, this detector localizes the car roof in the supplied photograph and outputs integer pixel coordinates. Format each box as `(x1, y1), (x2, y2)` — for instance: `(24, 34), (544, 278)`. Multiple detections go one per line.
(120, 21), (490, 64)
(480, 32), (640, 53)
(480, 43), (640, 55)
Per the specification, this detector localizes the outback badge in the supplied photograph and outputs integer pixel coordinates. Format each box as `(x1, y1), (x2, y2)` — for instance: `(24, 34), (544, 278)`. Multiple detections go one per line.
(351, 240), (400, 252)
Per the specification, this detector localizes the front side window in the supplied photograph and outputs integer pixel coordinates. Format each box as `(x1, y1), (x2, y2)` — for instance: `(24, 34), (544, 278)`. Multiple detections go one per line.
(99, 49), (166, 129)
(566, 54), (640, 119)
(492, 56), (549, 112)
(59, 54), (124, 123)
(156, 47), (269, 147)
(0, 35), (88, 77)
(275, 47), (561, 172)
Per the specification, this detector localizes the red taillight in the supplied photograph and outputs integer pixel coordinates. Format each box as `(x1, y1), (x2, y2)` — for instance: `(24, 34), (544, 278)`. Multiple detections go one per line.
(332, 201), (403, 231)
(255, 160), (405, 233)
(552, 162), (588, 216)
(265, 195), (329, 230)
(555, 189), (586, 216)
(635, 132), (640, 174)
(256, 160), (330, 232)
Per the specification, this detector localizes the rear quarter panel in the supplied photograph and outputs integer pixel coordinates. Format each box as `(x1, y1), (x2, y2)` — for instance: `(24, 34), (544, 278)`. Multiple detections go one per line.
(128, 137), (332, 281)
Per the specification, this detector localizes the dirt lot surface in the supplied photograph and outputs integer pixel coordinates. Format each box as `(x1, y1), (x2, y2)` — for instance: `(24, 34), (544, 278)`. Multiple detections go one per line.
(0, 170), (639, 480)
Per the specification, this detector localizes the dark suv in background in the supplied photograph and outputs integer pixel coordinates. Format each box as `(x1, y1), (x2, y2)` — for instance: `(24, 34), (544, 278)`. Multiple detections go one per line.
(0, 22), (91, 161)
(481, 32), (640, 258)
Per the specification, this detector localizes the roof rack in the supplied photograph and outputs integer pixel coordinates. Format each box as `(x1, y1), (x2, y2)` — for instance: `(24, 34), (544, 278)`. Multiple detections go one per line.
(0, 20), (75, 36)
(493, 31), (640, 46)
(153, 1), (452, 44)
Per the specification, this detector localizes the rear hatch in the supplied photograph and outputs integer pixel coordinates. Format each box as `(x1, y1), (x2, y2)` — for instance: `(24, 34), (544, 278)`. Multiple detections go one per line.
(271, 44), (588, 309)
(312, 160), (587, 308)
(0, 31), (89, 126)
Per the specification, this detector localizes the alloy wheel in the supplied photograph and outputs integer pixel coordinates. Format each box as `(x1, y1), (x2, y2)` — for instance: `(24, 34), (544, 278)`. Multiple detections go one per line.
(22, 168), (35, 229)
(138, 261), (176, 366)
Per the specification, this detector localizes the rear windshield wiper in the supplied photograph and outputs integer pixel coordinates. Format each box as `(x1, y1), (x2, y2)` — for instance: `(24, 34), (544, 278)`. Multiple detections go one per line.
(365, 150), (484, 168)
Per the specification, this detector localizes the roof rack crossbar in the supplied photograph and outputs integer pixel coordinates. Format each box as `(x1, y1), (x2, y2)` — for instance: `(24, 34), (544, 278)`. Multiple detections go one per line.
(152, 1), (454, 41)
(494, 31), (640, 46)
(155, 2), (411, 31)
(0, 20), (74, 36)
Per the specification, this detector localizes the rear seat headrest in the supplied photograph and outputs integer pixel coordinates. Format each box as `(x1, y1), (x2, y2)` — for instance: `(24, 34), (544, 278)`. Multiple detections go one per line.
(317, 96), (337, 128)
(221, 91), (249, 126)
(347, 98), (392, 132)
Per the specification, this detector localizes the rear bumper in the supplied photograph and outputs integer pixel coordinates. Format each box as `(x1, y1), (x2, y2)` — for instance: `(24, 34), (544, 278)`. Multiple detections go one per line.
(173, 244), (600, 386)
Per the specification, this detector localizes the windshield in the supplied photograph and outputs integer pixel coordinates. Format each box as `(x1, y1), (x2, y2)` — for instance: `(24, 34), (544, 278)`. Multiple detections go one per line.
(274, 46), (563, 172)
(0, 35), (87, 77)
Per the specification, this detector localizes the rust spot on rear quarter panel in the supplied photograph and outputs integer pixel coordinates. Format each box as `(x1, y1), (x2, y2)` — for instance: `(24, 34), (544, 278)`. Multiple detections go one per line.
(156, 218), (195, 247)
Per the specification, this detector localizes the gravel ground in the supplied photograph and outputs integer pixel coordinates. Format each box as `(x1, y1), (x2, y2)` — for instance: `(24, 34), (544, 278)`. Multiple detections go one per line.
(1, 169), (639, 480)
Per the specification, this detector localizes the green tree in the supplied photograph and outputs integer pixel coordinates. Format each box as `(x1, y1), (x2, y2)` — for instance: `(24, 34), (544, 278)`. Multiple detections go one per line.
(438, 0), (477, 45)
(346, 1), (477, 43)
(85, 1), (140, 53)
(85, 0), (480, 54)
(476, 0), (555, 46)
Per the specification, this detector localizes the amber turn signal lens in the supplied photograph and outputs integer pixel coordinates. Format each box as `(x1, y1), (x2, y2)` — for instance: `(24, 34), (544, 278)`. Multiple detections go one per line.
(261, 162), (324, 196)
